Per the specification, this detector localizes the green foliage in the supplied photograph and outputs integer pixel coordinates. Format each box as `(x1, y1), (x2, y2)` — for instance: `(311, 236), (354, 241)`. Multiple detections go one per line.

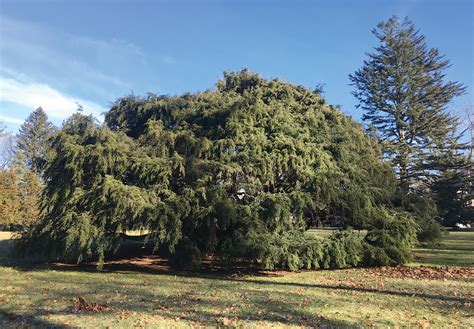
(245, 231), (323, 271)
(17, 169), (42, 227)
(16, 107), (56, 175)
(431, 160), (473, 227)
(321, 230), (363, 269)
(394, 193), (446, 245)
(168, 237), (202, 270)
(0, 167), (41, 230)
(20, 71), (412, 270)
(363, 207), (418, 266)
(0, 169), (21, 228)
(350, 16), (465, 194)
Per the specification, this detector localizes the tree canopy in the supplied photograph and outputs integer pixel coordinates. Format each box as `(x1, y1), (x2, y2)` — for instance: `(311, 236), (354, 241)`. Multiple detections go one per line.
(20, 70), (416, 270)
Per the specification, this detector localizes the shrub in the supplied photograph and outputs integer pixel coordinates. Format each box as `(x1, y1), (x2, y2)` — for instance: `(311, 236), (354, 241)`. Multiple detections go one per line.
(246, 231), (324, 271)
(416, 218), (447, 248)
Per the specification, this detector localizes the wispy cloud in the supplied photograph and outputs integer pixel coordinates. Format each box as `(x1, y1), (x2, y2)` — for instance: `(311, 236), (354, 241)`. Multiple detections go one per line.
(0, 74), (105, 120)
(0, 114), (24, 126)
(0, 17), (165, 104)
(0, 17), (179, 131)
(163, 56), (176, 64)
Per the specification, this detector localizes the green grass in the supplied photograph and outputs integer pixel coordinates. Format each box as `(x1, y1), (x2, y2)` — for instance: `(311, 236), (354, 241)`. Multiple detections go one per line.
(413, 231), (474, 267)
(0, 232), (473, 328)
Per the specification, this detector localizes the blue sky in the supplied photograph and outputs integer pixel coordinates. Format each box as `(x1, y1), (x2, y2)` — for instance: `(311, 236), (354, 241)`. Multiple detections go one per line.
(0, 0), (473, 132)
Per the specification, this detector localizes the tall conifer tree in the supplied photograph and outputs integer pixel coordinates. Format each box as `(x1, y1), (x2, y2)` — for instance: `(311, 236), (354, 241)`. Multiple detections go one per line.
(350, 16), (466, 194)
(17, 107), (56, 175)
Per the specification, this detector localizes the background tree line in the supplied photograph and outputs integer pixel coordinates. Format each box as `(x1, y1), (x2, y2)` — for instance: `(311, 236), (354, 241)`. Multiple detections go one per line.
(0, 107), (55, 229)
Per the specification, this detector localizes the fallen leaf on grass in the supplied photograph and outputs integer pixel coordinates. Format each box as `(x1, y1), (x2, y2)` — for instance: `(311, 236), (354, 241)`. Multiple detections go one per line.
(216, 316), (237, 325)
(72, 296), (112, 313)
(370, 266), (474, 282)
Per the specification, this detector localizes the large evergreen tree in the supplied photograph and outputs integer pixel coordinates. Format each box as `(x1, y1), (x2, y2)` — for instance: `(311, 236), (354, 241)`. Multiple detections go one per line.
(17, 107), (56, 175)
(350, 16), (466, 194)
(20, 71), (417, 269)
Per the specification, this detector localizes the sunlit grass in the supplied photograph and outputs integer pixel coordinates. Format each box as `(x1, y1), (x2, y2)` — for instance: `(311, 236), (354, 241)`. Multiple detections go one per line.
(412, 231), (474, 267)
(0, 231), (472, 327)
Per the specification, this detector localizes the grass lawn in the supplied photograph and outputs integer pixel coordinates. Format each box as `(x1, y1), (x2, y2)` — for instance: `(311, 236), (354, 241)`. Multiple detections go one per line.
(0, 231), (473, 328)
(413, 231), (474, 267)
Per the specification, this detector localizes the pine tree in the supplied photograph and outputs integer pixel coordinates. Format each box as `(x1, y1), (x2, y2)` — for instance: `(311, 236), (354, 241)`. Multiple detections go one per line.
(350, 16), (466, 194)
(17, 107), (56, 175)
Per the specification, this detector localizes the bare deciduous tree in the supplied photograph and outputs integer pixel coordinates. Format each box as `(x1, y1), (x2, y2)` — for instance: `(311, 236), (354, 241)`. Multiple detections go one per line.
(0, 130), (17, 169)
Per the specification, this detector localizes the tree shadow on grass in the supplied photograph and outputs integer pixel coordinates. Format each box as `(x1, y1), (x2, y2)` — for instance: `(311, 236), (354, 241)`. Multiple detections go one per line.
(3, 238), (473, 324)
(0, 309), (72, 328)
(25, 255), (469, 304)
(5, 266), (470, 328)
(4, 275), (359, 328)
(3, 261), (472, 327)
(6, 251), (473, 304)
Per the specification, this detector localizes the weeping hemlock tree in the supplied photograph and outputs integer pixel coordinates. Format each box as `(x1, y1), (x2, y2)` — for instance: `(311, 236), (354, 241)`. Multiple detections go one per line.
(20, 71), (417, 270)
(350, 16), (466, 194)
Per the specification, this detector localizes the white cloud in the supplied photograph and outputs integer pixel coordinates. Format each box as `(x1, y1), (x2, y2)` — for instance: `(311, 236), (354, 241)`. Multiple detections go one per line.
(0, 17), (171, 130)
(0, 114), (24, 126)
(0, 17), (165, 102)
(0, 75), (105, 120)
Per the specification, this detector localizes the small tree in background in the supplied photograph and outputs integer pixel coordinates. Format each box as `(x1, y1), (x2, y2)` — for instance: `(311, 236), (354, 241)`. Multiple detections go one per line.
(0, 133), (16, 169)
(0, 165), (42, 230)
(0, 118), (44, 230)
(17, 107), (56, 175)
(431, 106), (473, 226)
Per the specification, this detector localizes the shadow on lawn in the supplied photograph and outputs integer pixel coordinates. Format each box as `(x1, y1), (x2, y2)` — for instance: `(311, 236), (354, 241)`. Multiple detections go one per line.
(3, 271), (359, 328)
(0, 309), (71, 328)
(2, 289), (358, 328)
(5, 248), (472, 304)
(0, 241), (469, 328)
(36, 242), (474, 305)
